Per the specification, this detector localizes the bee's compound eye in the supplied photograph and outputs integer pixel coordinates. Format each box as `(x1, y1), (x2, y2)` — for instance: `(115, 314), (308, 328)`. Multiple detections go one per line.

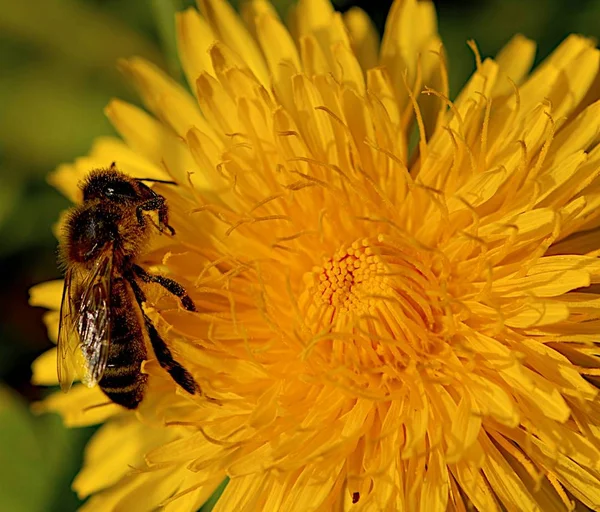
(102, 180), (137, 201)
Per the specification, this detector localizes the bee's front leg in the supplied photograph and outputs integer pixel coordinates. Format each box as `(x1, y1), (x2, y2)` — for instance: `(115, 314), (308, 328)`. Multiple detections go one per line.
(136, 197), (175, 236)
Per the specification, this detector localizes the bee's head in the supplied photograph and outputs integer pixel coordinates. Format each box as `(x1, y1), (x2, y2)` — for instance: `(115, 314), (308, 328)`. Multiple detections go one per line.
(82, 166), (146, 204)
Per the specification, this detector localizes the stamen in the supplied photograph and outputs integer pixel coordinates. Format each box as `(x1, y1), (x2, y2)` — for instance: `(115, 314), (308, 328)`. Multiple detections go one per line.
(545, 470), (575, 511)
(249, 193), (285, 212)
(422, 87), (466, 138)
(467, 40), (483, 71)
(225, 214), (291, 236)
(527, 111), (556, 184)
(314, 106), (349, 131)
(400, 68), (428, 164)
(478, 94), (492, 172)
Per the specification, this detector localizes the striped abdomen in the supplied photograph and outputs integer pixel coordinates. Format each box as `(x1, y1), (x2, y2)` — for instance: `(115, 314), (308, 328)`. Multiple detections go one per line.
(99, 276), (147, 409)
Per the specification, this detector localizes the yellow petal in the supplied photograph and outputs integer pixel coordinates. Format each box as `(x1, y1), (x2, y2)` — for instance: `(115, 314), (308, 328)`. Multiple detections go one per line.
(31, 348), (59, 385)
(482, 208), (556, 241)
(533, 438), (600, 509)
(48, 136), (169, 201)
(295, 0), (350, 74)
(212, 474), (265, 512)
(105, 99), (172, 166)
(495, 270), (590, 298)
(185, 126), (224, 192)
(299, 33), (329, 76)
(208, 42), (268, 103)
(88, 136), (167, 180)
(449, 166), (509, 210)
(163, 475), (225, 512)
(446, 392), (482, 463)
(500, 363), (571, 423)
(562, 193), (600, 237)
(176, 8), (216, 89)
(492, 34), (536, 97)
(548, 226), (600, 256)
(196, 72), (241, 136)
(279, 461), (345, 512)
(547, 44), (599, 123)
(295, 0), (334, 36)
(366, 67), (401, 129)
(105, 99), (209, 189)
(479, 433), (540, 511)
(81, 467), (188, 512)
(418, 35), (446, 138)
(255, 11), (300, 75)
(291, 74), (335, 161)
(342, 87), (375, 171)
(254, 12), (300, 113)
(32, 385), (121, 427)
(253, 474), (288, 511)
(526, 254), (600, 277)
(420, 449), (450, 512)
(48, 162), (82, 203)
(546, 100), (600, 166)
(536, 151), (589, 208)
(41, 311), (60, 344)
(343, 7), (379, 71)
(451, 59), (498, 134)
(450, 457), (501, 512)
(403, 383), (430, 457)
(118, 57), (217, 140)
(198, 0), (269, 86)
(380, 0), (438, 114)
(505, 300), (570, 328)
(74, 419), (174, 497)
(332, 41), (365, 94)
(29, 280), (63, 310)
(240, 0), (280, 43)
(492, 433), (578, 512)
(467, 374), (519, 427)
(519, 35), (595, 119)
(145, 431), (223, 466)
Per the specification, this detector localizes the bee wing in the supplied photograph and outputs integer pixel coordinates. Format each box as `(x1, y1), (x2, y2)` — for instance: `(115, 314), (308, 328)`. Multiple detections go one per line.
(57, 268), (81, 392)
(57, 249), (113, 392)
(77, 249), (113, 388)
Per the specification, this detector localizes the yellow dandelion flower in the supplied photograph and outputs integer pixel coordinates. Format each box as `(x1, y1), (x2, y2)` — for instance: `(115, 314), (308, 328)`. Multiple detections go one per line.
(30, 0), (600, 510)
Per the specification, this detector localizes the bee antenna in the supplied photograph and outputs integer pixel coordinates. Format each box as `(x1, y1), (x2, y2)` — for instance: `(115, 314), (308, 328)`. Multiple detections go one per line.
(135, 178), (178, 185)
(82, 401), (114, 412)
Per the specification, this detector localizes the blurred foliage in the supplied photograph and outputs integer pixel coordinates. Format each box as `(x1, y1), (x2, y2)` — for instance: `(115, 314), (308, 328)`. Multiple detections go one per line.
(0, 384), (95, 512)
(0, 0), (597, 510)
(434, 0), (600, 95)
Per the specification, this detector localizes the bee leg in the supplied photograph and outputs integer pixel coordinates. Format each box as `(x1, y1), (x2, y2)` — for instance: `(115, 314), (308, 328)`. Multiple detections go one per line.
(132, 264), (196, 312)
(136, 194), (175, 236)
(128, 277), (199, 395)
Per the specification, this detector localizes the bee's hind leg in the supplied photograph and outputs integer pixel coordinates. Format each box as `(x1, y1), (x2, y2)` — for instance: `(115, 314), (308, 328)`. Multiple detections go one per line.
(128, 276), (198, 395)
(132, 264), (196, 312)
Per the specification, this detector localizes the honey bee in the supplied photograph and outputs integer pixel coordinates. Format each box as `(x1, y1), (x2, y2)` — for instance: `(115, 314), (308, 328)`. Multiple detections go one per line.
(57, 163), (199, 409)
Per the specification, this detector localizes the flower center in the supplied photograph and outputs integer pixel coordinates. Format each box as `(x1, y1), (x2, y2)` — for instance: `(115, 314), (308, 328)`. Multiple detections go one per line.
(316, 240), (388, 314)
(307, 236), (447, 336)
(298, 236), (452, 396)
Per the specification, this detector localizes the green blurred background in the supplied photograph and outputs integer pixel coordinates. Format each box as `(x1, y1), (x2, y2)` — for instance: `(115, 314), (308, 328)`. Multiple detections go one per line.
(0, 0), (598, 510)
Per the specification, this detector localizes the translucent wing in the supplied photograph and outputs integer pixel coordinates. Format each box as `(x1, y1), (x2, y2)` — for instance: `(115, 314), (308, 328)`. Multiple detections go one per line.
(77, 250), (113, 387)
(57, 268), (80, 392)
(57, 249), (113, 391)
